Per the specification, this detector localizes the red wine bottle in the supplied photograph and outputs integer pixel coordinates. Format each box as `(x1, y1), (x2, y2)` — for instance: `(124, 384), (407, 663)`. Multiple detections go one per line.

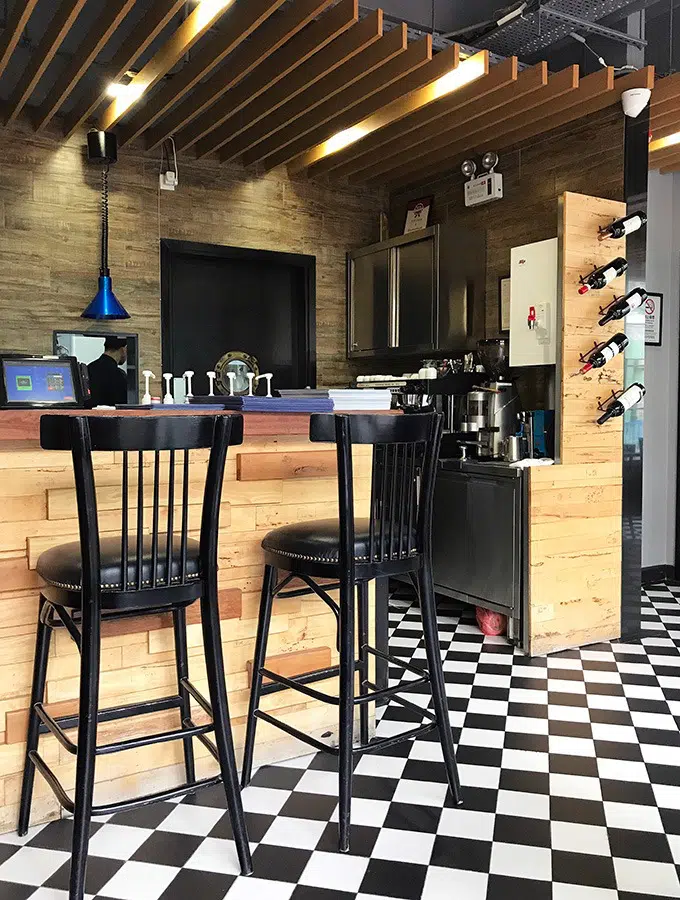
(597, 383), (646, 424)
(598, 211), (647, 241)
(578, 257), (628, 294)
(599, 287), (647, 326)
(577, 333), (629, 375)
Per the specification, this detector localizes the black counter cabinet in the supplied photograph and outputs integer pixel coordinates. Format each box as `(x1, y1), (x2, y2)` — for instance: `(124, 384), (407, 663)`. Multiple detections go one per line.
(431, 459), (528, 651)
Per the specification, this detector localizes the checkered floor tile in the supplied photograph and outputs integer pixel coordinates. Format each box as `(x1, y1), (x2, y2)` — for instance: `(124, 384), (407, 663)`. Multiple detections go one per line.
(3, 584), (680, 899)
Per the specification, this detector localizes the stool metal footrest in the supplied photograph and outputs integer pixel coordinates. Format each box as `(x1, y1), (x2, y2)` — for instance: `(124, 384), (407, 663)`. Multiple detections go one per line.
(29, 749), (224, 817)
(29, 679), (219, 817)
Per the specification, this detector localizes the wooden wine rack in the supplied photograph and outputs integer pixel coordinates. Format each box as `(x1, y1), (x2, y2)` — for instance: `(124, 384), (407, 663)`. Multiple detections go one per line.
(527, 191), (626, 655)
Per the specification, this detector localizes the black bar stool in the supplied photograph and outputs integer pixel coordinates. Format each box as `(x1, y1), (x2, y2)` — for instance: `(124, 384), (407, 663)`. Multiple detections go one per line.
(241, 412), (462, 852)
(18, 414), (252, 899)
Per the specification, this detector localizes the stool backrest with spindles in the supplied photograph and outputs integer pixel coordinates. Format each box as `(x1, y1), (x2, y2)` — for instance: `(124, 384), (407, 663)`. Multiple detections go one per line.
(39, 413), (244, 605)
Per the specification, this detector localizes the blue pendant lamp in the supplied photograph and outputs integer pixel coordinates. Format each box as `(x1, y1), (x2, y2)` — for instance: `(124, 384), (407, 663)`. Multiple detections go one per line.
(82, 130), (130, 320)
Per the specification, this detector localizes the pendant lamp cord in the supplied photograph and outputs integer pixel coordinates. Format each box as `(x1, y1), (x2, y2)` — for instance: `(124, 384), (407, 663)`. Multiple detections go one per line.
(100, 163), (110, 275)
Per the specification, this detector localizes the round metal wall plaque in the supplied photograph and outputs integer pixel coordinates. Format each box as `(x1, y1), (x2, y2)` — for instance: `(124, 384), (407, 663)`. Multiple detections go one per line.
(215, 351), (259, 395)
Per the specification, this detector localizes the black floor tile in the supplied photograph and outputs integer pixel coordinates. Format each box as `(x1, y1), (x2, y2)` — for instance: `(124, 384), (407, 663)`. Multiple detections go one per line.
(250, 844), (311, 883)
(158, 868), (236, 899)
(430, 835), (491, 871)
(486, 874), (551, 899)
(46, 856), (123, 895)
(131, 830), (203, 867)
(315, 822), (380, 857)
(210, 810), (275, 842)
(359, 858), (427, 900)
(552, 849), (617, 889)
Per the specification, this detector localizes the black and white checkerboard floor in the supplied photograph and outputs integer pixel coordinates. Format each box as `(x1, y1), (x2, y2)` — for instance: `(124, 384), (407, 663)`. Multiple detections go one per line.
(3, 583), (680, 899)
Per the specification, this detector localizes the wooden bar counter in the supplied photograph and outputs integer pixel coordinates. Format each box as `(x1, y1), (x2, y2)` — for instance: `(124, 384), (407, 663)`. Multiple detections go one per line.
(0, 408), (372, 833)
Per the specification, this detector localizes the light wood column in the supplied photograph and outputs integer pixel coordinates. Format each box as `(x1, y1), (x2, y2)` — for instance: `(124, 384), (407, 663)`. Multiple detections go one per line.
(528, 191), (626, 656)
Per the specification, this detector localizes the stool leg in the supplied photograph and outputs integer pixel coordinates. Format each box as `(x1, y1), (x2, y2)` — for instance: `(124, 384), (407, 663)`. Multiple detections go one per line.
(357, 581), (370, 747)
(18, 597), (52, 836)
(200, 587), (253, 876)
(338, 575), (356, 853)
(69, 599), (102, 900)
(417, 567), (462, 806)
(173, 606), (196, 785)
(241, 564), (276, 789)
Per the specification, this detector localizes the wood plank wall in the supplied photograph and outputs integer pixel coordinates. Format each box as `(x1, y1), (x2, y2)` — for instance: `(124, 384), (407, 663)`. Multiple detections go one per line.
(0, 118), (384, 387)
(528, 192), (626, 656)
(0, 436), (371, 833)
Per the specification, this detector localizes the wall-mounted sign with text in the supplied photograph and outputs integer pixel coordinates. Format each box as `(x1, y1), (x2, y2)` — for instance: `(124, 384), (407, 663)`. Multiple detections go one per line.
(644, 291), (663, 347)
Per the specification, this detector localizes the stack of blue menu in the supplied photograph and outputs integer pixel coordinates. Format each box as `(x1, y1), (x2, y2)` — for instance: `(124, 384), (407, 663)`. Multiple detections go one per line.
(193, 395), (334, 412)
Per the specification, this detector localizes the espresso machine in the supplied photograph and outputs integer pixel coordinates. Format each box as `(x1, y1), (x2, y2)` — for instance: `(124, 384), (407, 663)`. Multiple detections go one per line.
(462, 383), (521, 459)
(458, 340), (522, 460)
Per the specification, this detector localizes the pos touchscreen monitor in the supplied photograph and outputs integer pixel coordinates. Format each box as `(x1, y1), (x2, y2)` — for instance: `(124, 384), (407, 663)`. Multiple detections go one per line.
(0, 356), (85, 408)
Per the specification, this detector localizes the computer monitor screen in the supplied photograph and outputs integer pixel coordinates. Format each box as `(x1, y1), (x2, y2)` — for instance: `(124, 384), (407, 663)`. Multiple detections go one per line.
(2, 358), (79, 406)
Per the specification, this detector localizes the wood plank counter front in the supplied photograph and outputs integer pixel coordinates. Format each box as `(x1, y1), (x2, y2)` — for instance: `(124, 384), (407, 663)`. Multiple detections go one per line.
(0, 409), (373, 833)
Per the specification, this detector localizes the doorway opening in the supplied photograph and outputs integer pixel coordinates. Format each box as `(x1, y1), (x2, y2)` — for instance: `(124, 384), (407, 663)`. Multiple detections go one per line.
(160, 239), (316, 397)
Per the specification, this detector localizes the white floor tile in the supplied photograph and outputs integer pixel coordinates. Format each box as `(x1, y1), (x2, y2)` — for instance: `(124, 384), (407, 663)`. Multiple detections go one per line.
(550, 774), (602, 802)
(299, 850), (369, 893)
(155, 804), (225, 837)
(372, 827), (435, 865)
(653, 783), (680, 810)
(0, 847), (70, 886)
(422, 865), (488, 899)
(184, 837), (245, 876)
(490, 841), (552, 881)
(391, 779), (449, 807)
(591, 722), (638, 743)
(551, 821), (611, 857)
(549, 735), (596, 758)
(226, 876), (295, 899)
(502, 748), (550, 773)
(596, 757), (650, 783)
(294, 769), (339, 796)
(603, 800), (665, 833)
(495, 789), (550, 820)
(613, 857), (680, 898)
(241, 786), (291, 815)
(354, 754), (408, 779)
(437, 808), (496, 841)
(260, 816), (326, 850)
(329, 797), (390, 827)
(98, 860), (179, 900)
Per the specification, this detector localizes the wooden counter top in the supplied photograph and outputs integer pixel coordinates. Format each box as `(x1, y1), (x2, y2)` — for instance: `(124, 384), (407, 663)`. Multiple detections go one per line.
(0, 408), (342, 444)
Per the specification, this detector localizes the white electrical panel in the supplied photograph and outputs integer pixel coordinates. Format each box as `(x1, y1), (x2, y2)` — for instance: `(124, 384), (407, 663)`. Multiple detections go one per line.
(509, 237), (558, 367)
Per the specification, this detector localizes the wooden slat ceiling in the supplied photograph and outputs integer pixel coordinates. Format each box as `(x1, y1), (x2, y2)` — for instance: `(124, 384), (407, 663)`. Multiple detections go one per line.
(649, 73), (680, 174)
(0, 0), (656, 188)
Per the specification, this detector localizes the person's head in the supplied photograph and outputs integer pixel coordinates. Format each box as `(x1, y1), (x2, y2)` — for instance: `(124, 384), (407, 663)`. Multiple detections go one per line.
(104, 336), (127, 365)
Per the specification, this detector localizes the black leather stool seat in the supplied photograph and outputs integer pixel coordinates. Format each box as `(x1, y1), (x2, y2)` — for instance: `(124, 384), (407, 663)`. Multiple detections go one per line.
(261, 518), (373, 563)
(37, 534), (201, 605)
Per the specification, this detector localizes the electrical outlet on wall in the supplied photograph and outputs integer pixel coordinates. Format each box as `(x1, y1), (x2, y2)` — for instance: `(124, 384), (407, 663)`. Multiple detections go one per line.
(159, 171), (177, 191)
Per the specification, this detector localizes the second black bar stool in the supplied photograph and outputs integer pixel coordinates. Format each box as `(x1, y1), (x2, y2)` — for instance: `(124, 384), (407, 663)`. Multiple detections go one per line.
(18, 413), (252, 900)
(241, 412), (462, 852)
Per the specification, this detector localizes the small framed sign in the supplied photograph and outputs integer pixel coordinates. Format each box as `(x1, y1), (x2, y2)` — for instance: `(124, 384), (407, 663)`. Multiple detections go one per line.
(499, 276), (511, 333)
(404, 196), (433, 234)
(645, 291), (663, 346)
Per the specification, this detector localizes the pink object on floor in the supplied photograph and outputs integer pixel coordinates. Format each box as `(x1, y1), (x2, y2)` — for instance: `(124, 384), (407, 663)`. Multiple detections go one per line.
(475, 606), (507, 636)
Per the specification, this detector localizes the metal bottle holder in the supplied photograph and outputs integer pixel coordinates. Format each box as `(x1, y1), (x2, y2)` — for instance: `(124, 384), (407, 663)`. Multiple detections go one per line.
(598, 295), (622, 318)
(596, 389), (624, 413)
(578, 340), (609, 366)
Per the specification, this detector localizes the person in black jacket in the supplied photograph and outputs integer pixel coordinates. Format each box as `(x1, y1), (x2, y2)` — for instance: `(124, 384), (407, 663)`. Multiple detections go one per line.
(87, 336), (128, 406)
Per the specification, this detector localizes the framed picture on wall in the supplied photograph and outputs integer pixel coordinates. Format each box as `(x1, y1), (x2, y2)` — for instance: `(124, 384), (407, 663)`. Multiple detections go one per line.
(403, 196), (433, 234)
(644, 291), (663, 346)
(499, 276), (511, 333)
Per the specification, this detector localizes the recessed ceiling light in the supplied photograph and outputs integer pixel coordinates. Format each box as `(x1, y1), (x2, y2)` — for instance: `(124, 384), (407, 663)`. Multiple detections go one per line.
(107, 82), (145, 101)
